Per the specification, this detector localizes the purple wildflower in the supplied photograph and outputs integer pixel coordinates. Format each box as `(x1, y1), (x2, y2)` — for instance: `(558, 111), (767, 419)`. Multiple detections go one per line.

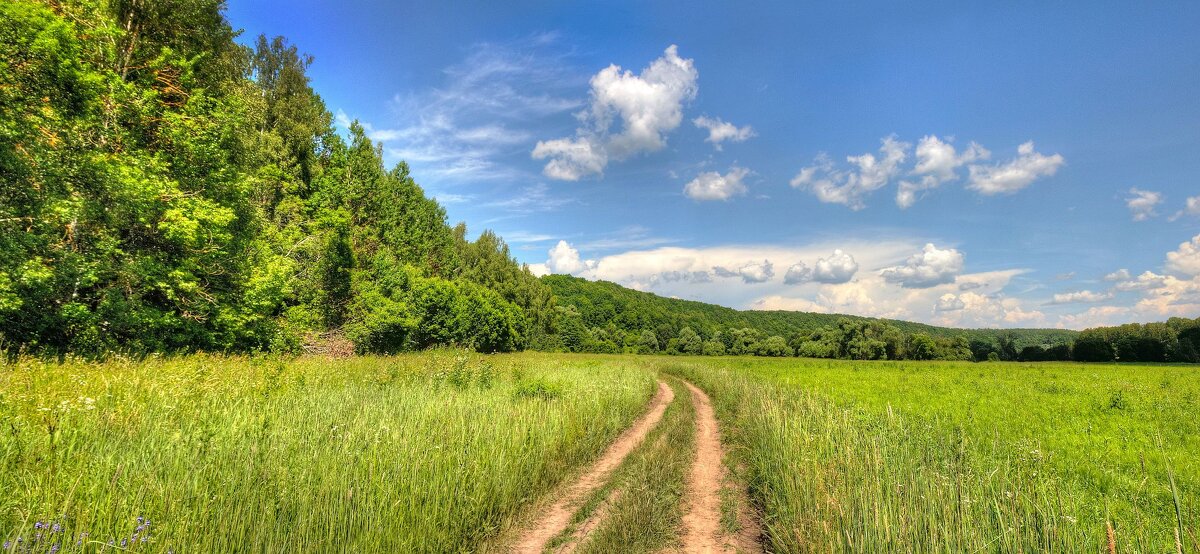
(51, 523), (62, 533)
(121, 538), (128, 547)
(50, 543), (60, 553)
(34, 522), (44, 530)
(2, 541), (10, 549)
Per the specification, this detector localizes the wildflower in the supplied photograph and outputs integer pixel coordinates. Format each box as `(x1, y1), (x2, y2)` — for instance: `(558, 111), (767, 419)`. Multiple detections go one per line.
(2, 541), (9, 549)
(137, 517), (144, 525)
(35, 522), (44, 530)
(50, 543), (61, 553)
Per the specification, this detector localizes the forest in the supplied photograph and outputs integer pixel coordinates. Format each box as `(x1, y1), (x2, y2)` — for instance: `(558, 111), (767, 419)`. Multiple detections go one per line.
(544, 275), (1200, 362)
(2, 0), (1197, 363)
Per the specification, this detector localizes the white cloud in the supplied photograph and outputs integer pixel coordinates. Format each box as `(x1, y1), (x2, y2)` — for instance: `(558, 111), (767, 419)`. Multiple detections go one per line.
(1113, 271), (1167, 292)
(1126, 188), (1163, 221)
(531, 138), (608, 181)
(1104, 269), (1132, 282)
(1050, 290), (1115, 304)
(896, 135), (989, 208)
(534, 240), (596, 276)
(528, 239), (1056, 328)
(966, 141), (1064, 195)
(715, 259), (774, 283)
(813, 249), (859, 283)
(879, 243), (964, 288)
(756, 269), (1039, 327)
(1056, 306), (1132, 329)
(1166, 234), (1200, 277)
(935, 293), (966, 312)
(683, 166), (750, 201)
(1170, 196), (1200, 221)
(783, 250), (859, 284)
(692, 116), (755, 150)
(783, 263), (812, 285)
(790, 136), (910, 210)
(533, 45), (699, 180)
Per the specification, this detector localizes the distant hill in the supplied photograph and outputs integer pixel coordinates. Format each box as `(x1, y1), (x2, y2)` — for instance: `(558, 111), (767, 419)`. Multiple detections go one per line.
(542, 274), (1078, 347)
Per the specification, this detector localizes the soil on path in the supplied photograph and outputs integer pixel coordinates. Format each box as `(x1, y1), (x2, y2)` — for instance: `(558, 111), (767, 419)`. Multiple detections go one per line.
(678, 381), (763, 554)
(512, 380), (675, 553)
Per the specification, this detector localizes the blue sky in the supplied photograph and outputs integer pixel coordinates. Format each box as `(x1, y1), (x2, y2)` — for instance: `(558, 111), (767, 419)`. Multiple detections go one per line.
(226, 1), (1200, 329)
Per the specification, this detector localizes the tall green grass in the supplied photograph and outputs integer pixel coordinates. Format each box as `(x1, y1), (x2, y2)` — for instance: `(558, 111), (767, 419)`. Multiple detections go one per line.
(0, 352), (654, 552)
(668, 357), (1199, 553)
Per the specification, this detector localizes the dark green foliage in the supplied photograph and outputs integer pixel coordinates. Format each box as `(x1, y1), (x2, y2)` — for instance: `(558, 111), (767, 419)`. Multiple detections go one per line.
(541, 274), (1193, 365)
(541, 275), (1077, 361)
(755, 335), (794, 357)
(1072, 336), (1115, 362)
(1070, 318), (1200, 363)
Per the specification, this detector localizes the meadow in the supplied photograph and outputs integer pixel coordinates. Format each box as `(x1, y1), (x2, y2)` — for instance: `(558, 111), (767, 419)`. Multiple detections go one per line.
(2, 352), (1197, 552)
(0, 352), (655, 552)
(669, 356), (1199, 552)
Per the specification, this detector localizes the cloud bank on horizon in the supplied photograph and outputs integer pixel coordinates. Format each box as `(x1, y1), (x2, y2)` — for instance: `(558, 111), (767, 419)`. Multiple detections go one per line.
(232, 2), (1200, 330)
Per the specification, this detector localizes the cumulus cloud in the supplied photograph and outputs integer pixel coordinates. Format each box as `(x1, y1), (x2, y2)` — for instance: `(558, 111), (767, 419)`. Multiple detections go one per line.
(783, 250), (859, 284)
(1166, 234), (1200, 277)
(783, 263), (812, 285)
(757, 269), (1040, 327)
(1126, 188), (1163, 221)
(879, 243), (964, 288)
(1169, 196), (1200, 221)
(935, 293), (966, 311)
(1104, 269), (1132, 282)
(1113, 271), (1167, 292)
(896, 136), (989, 208)
(1056, 306), (1132, 329)
(683, 166), (750, 201)
(1050, 290), (1115, 304)
(531, 138), (608, 181)
(533, 45), (698, 180)
(714, 260), (774, 283)
(966, 141), (1064, 195)
(692, 116), (755, 150)
(528, 240), (595, 276)
(790, 136), (910, 210)
(812, 250), (859, 283)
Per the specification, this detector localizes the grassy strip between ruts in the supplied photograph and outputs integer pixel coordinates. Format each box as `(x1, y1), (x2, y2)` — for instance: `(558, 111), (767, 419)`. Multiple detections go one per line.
(570, 376), (696, 553)
(0, 351), (655, 552)
(666, 358), (1198, 553)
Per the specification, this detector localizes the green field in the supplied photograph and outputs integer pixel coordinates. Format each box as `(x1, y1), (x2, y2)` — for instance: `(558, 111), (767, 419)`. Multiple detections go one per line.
(669, 356), (1199, 552)
(2, 353), (1196, 552)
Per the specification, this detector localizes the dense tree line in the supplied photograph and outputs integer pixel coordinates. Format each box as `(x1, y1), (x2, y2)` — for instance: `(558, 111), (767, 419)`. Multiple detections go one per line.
(542, 275), (1080, 361)
(1, 0), (552, 356)
(543, 275), (1200, 363)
